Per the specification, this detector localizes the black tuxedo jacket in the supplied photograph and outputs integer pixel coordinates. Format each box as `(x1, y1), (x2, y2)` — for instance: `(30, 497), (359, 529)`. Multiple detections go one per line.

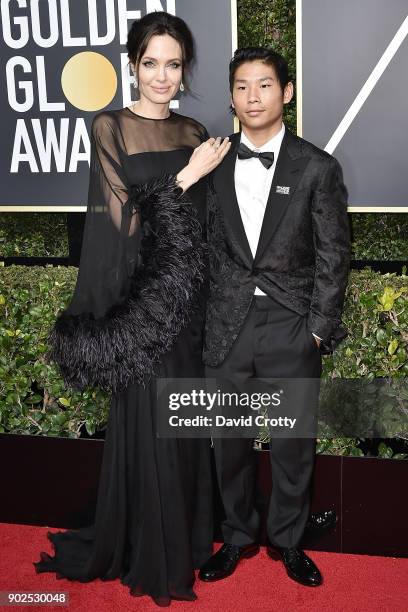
(203, 127), (351, 367)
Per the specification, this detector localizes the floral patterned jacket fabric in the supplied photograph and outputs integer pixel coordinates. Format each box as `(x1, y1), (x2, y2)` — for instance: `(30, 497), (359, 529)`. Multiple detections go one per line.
(203, 129), (351, 367)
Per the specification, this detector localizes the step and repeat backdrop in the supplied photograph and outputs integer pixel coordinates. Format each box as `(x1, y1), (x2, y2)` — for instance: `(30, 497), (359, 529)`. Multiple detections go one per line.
(0, 0), (237, 211)
(298, 0), (408, 211)
(2, 0), (406, 213)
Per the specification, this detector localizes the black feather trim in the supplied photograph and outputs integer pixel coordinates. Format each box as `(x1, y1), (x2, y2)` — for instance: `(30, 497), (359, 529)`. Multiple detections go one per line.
(47, 174), (205, 394)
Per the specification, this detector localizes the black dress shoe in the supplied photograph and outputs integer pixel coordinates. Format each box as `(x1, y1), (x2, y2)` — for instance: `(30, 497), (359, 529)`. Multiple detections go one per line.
(198, 543), (260, 582)
(267, 546), (322, 586)
(304, 510), (337, 536)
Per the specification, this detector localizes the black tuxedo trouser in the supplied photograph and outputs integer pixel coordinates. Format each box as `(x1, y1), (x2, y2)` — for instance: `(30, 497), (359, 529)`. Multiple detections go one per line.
(205, 295), (322, 549)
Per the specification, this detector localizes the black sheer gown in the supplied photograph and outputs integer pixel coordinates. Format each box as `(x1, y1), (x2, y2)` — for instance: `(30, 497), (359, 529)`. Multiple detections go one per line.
(33, 108), (213, 607)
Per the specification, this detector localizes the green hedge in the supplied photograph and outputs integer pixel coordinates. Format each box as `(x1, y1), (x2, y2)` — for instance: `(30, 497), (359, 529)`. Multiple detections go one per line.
(2, 212), (407, 261)
(0, 265), (109, 438)
(0, 213), (68, 258)
(1, 265), (407, 458)
(351, 214), (408, 261)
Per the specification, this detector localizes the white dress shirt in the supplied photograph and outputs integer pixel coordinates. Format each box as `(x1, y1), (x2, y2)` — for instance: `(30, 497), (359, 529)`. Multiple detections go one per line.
(234, 123), (286, 295)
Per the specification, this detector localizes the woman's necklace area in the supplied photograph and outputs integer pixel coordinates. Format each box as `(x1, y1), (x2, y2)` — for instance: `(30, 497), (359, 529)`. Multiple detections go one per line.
(129, 102), (171, 120)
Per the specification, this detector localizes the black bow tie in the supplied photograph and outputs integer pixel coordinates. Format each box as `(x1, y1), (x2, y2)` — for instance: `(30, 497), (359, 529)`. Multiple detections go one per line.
(237, 142), (275, 169)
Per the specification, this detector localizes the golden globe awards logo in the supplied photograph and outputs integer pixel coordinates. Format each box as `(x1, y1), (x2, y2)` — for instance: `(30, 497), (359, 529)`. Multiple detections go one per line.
(61, 52), (117, 112)
(1, 0), (176, 174)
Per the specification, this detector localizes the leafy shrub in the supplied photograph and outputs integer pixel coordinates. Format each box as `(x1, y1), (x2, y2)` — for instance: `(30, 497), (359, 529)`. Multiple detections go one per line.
(0, 265), (406, 459)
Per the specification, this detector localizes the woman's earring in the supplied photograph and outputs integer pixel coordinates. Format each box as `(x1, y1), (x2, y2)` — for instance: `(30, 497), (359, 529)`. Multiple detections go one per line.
(179, 82), (184, 92)
(132, 74), (138, 89)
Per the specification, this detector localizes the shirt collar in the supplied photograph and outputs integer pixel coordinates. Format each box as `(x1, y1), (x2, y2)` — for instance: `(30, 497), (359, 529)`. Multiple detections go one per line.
(240, 122), (286, 153)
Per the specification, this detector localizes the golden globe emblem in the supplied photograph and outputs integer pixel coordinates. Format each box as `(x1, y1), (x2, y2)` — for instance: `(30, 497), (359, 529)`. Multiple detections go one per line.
(61, 52), (117, 111)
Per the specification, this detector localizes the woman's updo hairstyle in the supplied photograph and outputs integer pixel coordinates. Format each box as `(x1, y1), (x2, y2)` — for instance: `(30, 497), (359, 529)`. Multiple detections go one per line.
(126, 11), (195, 93)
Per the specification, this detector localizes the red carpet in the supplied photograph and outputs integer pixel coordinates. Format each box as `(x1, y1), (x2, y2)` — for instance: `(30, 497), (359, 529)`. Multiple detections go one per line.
(1, 523), (407, 611)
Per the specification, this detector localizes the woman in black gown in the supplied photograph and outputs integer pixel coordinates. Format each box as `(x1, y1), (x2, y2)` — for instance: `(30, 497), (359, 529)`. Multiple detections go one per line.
(33, 12), (230, 607)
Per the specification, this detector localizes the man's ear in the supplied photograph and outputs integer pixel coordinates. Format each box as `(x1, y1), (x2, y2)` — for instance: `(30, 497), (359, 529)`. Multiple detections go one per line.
(283, 82), (294, 105)
(229, 94), (236, 116)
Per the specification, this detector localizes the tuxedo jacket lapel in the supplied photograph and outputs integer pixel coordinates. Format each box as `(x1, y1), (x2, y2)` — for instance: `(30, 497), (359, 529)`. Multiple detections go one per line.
(213, 133), (253, 268)
(254, 129), (310, 263)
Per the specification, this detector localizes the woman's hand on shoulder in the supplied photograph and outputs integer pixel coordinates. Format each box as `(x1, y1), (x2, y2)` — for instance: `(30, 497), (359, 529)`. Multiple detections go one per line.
(189, 136), (231, 177)
(176, 137), (231, 192)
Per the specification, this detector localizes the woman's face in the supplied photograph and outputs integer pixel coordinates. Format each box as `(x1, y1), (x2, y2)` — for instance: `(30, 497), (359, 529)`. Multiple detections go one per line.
(135, 34), (183, 106)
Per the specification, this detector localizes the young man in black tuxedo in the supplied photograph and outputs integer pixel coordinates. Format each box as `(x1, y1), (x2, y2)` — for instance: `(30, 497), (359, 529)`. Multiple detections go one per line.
(199, 48), (350, 587)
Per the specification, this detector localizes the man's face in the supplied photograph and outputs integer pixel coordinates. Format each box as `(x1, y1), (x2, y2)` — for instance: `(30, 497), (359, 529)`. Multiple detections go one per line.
(231, 60), (293, 130)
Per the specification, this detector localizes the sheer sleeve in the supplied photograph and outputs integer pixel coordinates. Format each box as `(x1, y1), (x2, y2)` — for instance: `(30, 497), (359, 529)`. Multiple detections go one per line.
(66, 112), (141, 319)
(47, 112), (205, 395)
